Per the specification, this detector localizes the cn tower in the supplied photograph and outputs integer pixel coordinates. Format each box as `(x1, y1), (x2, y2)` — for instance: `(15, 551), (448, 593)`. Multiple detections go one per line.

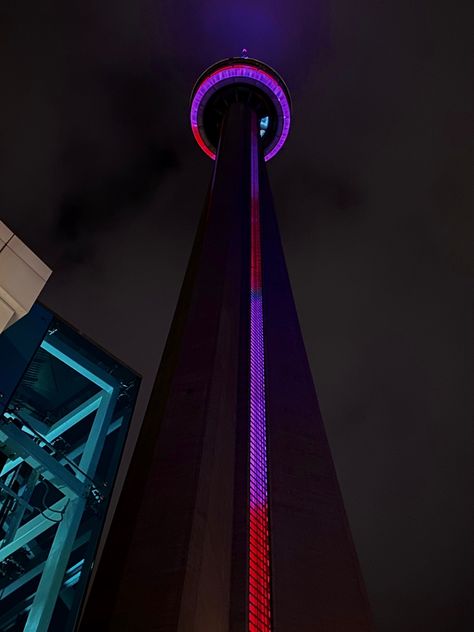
(81, 56), (373, 632)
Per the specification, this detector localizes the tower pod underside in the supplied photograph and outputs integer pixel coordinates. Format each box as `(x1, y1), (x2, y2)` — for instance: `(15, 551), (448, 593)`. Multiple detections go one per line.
(190, 57), (291, 161)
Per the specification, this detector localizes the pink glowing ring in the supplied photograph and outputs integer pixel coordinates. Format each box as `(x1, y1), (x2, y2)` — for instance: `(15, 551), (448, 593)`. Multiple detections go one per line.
(190, 60), (291, 162)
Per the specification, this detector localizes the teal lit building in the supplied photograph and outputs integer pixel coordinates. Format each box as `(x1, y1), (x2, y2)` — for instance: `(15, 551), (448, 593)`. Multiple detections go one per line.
(0, 304), (139, 631)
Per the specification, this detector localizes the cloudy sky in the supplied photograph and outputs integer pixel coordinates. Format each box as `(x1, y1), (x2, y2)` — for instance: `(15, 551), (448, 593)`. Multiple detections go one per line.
(1, 1), (473, 630)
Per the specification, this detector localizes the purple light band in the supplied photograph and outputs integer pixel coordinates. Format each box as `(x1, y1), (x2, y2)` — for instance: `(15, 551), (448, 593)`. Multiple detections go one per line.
(249, 115), (271, 631)
(190, 63), (290, 162)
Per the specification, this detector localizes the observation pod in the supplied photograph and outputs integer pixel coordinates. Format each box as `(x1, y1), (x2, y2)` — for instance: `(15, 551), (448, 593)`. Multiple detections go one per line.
(190, 57), (291, 161)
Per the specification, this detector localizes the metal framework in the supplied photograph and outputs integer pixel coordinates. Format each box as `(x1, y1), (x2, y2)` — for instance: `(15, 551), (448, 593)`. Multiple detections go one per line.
(0, 331), (122, 632)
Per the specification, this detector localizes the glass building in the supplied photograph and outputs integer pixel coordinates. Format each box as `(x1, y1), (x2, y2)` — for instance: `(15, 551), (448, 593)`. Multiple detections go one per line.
(0, 303), (139, 632)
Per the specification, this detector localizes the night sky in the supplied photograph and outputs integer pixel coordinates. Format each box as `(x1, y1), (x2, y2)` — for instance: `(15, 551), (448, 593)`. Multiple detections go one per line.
(1, 2), (473, 630)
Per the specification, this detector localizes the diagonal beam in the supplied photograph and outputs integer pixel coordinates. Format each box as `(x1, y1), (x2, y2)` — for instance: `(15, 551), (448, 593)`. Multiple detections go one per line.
(61, 416), (123, 465)
(40, 337), (118, 394)
(0, 417), (123, 563)
(0, 423), (86, 498)
(1, 468), (39, 546)
(0, 498), (68, 563)
(0, 531), (91, 600)
(23, 497), (87, 632)
(1, 393), (102, 478)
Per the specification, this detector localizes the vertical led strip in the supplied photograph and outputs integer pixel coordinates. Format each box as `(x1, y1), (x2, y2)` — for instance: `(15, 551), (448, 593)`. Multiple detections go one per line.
(248, 120), (272, 631)
(190, 63), (291, 162)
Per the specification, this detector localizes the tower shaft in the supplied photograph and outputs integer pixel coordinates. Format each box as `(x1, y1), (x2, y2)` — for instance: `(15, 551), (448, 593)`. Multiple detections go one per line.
(81, 96), (373, 630)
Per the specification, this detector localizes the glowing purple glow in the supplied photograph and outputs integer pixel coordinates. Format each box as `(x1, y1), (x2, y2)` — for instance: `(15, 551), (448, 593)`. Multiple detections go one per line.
(190, 62), (290, 162)
(248, 115), (271, 631)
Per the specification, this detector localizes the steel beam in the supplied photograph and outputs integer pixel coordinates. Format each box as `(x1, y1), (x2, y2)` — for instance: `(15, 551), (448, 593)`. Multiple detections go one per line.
(40, 338), (117, 394)
(0, 423), (86, 498)
(0, 531), (90, 600)
(1, 393), (102, 478)
(0, 498), (67, 562)
(23, 496), (87, 632)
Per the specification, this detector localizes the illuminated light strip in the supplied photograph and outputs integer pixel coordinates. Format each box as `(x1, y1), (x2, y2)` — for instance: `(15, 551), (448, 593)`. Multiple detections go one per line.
(248, 117), (272, 631)
(190, 63), (290, 162)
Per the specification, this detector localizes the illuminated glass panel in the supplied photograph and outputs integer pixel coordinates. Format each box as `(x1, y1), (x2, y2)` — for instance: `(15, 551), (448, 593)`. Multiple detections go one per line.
(248, 121), (271, 631)
(260, 116), (269, 138)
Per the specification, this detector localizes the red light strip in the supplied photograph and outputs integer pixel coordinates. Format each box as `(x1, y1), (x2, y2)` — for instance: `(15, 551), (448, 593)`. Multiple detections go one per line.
(248, 116), (272, 631)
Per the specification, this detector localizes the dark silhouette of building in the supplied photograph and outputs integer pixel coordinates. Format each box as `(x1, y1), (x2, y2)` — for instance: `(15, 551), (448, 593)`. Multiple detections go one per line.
(80, 57), (373, 632)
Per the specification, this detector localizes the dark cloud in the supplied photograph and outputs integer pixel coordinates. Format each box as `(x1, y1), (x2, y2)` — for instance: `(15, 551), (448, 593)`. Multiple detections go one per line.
(56, 143), (178, 264)
(0, 1), (473, 631)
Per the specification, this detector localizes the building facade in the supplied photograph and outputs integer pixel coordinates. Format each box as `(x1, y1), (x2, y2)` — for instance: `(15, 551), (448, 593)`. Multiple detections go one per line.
(81, 58), (373, 631)
(0, 220), (51, 334)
